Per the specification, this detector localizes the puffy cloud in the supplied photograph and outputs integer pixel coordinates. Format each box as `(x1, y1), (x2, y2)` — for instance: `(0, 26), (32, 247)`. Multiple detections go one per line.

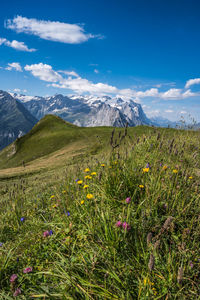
(0, 37), (36, 52)
(6, 62), (22, 72)
(24, 63), (62, 82)
(94, 69), (99, 74)
(160, 88), (197, 100)
(25, 63), (118, 94)
(185, 78), (200, 88)
(5, 16), (99, 44)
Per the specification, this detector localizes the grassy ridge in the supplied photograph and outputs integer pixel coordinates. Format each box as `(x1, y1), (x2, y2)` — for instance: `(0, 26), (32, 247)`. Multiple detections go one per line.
(0, 121), (200, 299)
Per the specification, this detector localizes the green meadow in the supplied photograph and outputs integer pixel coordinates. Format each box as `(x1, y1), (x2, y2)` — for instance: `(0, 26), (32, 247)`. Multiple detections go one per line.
(0, 115), (200, 299)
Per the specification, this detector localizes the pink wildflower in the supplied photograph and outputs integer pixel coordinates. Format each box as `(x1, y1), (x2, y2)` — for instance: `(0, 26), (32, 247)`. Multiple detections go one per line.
(23, 267), (32, 274)
(122, 222), (131, 231)
(126, 197), (131, 203)
(13, 288), (21, 297)
(115, 221), (122, 227)
(10, 274), (18, 283)
(43, 230), (50, 237)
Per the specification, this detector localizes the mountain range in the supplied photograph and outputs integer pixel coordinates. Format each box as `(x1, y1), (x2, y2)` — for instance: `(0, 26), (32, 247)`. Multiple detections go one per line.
(0, 89), (182, 151)
(11, 93), (151, 127)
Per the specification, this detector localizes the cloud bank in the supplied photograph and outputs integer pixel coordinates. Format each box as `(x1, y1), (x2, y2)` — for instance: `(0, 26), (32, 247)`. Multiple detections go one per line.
(24, 62), (199, 100)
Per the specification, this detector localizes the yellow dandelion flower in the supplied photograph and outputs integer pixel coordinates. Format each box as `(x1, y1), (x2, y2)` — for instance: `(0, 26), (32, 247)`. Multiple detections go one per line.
(91, 172), (97, 176)
(83, 185), (89, 189)
(162, 165), (168, 170)
(189, 176), (193, 179)
(101, 163), (105, 167)
(173, 169), (178, 173)
(85, 175), (92, 179)
(81, 200), (85, 205)
(77, 180), (83, 184)
(114, 161), (118, 165)
(62, 190), (66, 193)
(86, 193), (94, 199)
(144, 278), (147, 286)
(139, 184), (144, 188)
(52, 204), (58, 208)
(84, 168), (90, 172)
(143, 167), (149, 173)
(50, 195), (55, 199)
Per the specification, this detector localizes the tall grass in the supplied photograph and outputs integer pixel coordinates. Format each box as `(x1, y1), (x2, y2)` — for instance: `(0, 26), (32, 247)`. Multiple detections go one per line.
(0, 127), (200, 299)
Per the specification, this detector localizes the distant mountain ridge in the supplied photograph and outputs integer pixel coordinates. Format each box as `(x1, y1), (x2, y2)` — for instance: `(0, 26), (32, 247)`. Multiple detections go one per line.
(11, 93), (151, 127)
(0, 90), (38, 150)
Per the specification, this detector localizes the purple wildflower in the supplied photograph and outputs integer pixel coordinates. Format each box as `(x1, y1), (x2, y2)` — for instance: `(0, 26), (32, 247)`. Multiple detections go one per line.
(13, 288), (21, 297)
(146, 163), (150, 168)
(49, 230), (53, 236)
(10, 274), (18, 283)
(122, 222), (131, 231)
(75, 179), (79, 182)
(115, 221), (122, 227)
(20, 217), (25, 222)
(189, 261), (194, 269)
(125, 197), (131, 204)
(23, 267), (32, 274)
(0, 242), (3, 247)
(64, 209), (70, 216)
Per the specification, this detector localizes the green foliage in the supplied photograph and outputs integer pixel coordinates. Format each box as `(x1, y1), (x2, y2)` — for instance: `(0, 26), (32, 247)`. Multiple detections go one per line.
(0, 124), (200, 299)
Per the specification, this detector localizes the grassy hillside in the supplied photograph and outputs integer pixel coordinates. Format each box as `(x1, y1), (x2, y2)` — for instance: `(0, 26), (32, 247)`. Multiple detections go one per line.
(0, 114), (157, 173)
(0, 120), (200, 299)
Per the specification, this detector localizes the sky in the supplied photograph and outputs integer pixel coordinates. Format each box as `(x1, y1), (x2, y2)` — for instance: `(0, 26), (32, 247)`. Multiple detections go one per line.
(0, 0), (200, 122)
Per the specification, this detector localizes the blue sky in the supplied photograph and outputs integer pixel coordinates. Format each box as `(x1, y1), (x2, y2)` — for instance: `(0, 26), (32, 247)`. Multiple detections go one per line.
(0, 0), (200, 122)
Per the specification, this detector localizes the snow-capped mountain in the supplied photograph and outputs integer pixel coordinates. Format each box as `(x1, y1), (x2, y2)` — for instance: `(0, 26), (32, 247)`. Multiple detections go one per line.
(11, 93), (151, 127)
(0, 91), (38, 150)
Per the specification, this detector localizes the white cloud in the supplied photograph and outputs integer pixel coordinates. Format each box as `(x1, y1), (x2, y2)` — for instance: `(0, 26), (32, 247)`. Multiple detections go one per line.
(160, 88), (197, 100)
(165, 109), (174, 113)
(94, 69), (99, 74)
(13, 88), (27, 93)
(185, 78), (200, 88)
(180, 111), (187, 114)
(24, 63), (62, 82)
(6, 62), (22, 72)
(0, 37), (36, 52)
(13, 88), (21, 92)
(25, 63), (118, 94)
(5, 16), (99, 44)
